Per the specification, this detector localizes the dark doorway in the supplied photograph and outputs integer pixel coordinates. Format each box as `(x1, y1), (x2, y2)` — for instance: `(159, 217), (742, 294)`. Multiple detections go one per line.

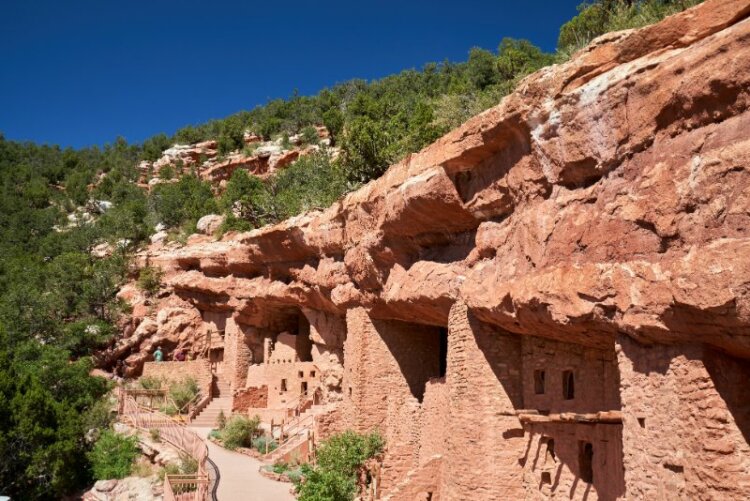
(579, 441), (594, 483)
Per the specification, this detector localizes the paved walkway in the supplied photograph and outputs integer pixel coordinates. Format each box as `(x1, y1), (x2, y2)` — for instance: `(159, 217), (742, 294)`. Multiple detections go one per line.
(190, 427), (296, 501)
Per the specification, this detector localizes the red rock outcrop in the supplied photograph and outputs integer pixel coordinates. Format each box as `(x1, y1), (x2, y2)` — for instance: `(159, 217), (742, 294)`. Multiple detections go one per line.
(139, 127), (336, 189)
(108, 1), (750, 499)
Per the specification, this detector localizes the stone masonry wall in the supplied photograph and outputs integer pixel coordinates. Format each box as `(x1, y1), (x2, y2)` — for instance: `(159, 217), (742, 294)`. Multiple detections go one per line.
(223, 317), (255, 393)
(232, 385), (268, 413)
(342, 308), (444, 491)
(521, 422), (625, 500)
(617, 336), (750, 500)
(141, 359), (212, 399)
(521, 336), (621, 414)
(440, 301), (526, 500)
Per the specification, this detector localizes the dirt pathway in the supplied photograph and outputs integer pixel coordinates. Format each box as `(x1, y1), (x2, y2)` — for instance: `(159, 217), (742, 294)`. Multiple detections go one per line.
(190, 427), (296, 501)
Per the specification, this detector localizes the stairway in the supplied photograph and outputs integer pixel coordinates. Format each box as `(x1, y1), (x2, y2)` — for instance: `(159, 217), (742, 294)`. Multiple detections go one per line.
(263, 403), (332, 464)
(190, 376), (233, 427)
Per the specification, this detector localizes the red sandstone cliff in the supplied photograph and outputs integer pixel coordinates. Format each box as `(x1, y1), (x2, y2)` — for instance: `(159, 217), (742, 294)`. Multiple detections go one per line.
(108, 1), (750, 499)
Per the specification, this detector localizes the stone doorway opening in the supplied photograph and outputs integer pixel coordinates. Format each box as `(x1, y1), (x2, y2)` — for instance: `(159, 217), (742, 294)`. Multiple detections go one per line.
(378, 319), (449, 403)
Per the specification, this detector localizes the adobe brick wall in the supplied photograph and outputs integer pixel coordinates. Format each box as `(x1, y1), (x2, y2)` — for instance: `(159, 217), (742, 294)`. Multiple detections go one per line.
(383, 455), (444, 501)
(141, 359), (212, 398)
(245, 360), (320, 412)
(314, 406), (344, 442)
(224, 316), (256, 392)
(521, 335), (620, 413)
(342, 308), (444, 492)
(419, 378), (448, 462)
(440, 301), (526, 500)
(617, 336), (750, 500)
(518, 335), (625, 499)
(232, 385), (268, 412)
(521, 422), (625, 500)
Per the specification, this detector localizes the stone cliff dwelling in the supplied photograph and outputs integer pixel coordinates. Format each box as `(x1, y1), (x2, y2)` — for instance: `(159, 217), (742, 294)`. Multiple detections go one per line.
(107, 1), (750, 499)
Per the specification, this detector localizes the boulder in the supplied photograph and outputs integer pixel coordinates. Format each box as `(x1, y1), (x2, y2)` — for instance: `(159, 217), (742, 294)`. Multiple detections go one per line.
(196, 214), (225, 235)
(150, 231), (168, 245)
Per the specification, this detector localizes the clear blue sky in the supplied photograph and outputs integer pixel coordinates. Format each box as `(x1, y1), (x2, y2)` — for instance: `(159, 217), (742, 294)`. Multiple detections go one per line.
(0, 0), (581, 148)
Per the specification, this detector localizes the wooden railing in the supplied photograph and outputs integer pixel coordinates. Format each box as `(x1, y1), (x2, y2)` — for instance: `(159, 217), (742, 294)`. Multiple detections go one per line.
(120, 386), (210, 424)
(164, 475), (210, 501)
(121, 394), (210, 500)
(265, 411), (316, 463)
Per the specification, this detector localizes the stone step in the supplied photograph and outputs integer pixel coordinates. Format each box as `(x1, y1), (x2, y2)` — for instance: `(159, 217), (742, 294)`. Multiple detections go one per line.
(196, 407), (230, 417)
(197, 407), (232, 414)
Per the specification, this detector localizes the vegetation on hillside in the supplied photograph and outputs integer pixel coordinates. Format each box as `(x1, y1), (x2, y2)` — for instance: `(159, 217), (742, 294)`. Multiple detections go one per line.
(0, 1), (702, 497)
(295, 430), (384, 501)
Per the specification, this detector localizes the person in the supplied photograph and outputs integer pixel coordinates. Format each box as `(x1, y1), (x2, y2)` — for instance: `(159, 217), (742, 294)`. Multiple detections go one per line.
(175, 349), (186, 362)
(154, 346), (164, 362)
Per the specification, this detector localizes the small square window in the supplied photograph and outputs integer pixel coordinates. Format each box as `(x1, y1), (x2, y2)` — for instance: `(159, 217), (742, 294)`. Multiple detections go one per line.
(310, 370), (316, 378)
(298, 371), (304, 378)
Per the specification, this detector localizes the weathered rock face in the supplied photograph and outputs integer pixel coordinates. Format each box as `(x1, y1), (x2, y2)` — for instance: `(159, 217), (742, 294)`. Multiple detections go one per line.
(138, 126), (337, 189)
(108, 1), (750, 499)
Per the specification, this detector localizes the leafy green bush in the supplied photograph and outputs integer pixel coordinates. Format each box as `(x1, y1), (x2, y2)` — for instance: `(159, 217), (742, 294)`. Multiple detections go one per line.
(87, 430), (139, 480)
(216, 409), (227, 430)
(159, 463), (181, 480)
(136, 266), (163, 296)
(273, 461), (290, 474)
(150, 428), (161, 442)
(168, 377), (200, 411)
(297, 464), (356, 501)
(266, 152), (350, 220)
(296, 431), (384, 501)
(138, 376), (163, 390)
(220, 415), (261, 450)
(158, 165), (175, 180)
(280, 133), (293, 150)
(218, 169), (267, 227)
(142, 133), (172, 162)
(315, 430), (384, 478)
(160, 402), (179, 416)
(286, 467), (304, 484)
(148, 174), (217, 229)
(179, 453), (198, 474)
(301, 126), (320, 145)
(252, 435), (278, 453)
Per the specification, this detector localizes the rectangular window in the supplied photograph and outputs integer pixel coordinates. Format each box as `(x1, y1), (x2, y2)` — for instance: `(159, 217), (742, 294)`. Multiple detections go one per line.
(280, 379), (287, 392)
(298, 370), (304, 378)
(534, 370), (546, 394)
(310, 370), (316, 378)
(562, 370), (575, 400)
